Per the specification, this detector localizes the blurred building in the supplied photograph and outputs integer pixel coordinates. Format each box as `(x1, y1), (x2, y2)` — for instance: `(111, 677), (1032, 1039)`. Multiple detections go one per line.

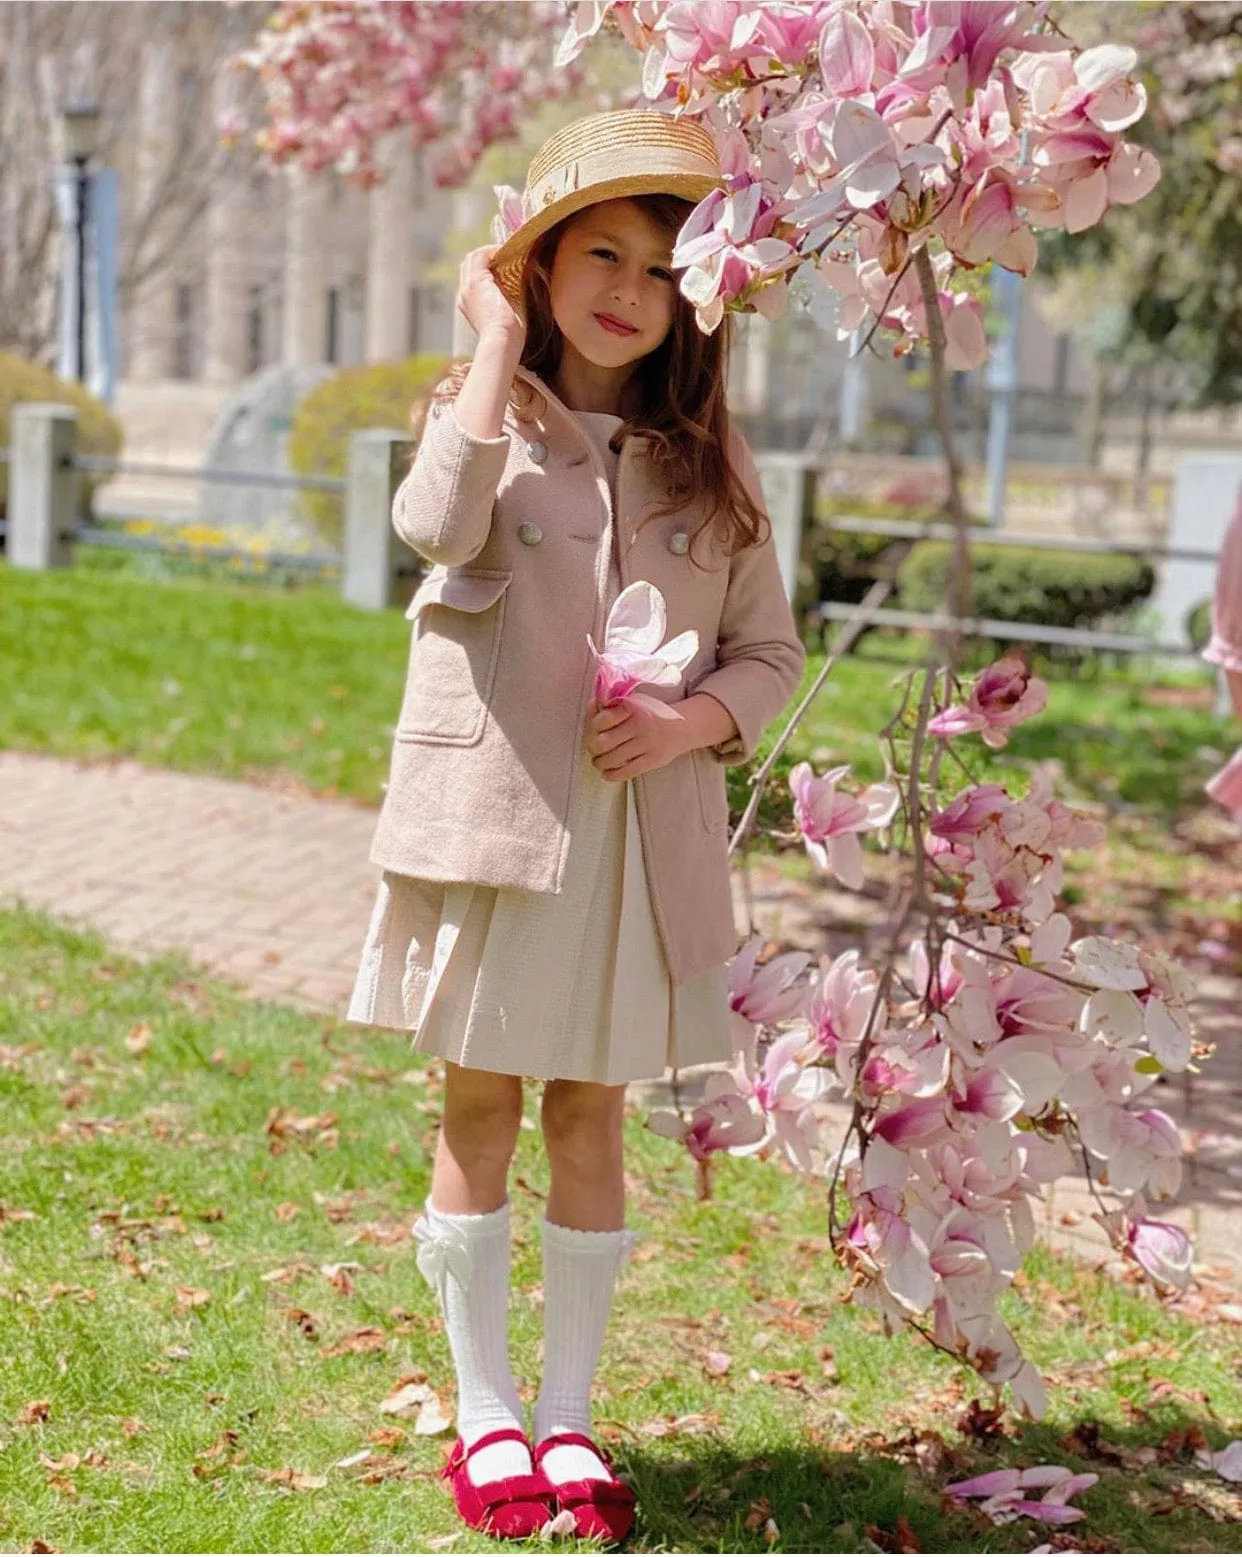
(78, 9), (1239, 514)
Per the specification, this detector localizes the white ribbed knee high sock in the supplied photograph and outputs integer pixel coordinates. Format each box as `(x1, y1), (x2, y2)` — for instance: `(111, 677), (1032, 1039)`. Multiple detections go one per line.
(413, 1200), (530, 1486)
(533, 1219), (635, 1485)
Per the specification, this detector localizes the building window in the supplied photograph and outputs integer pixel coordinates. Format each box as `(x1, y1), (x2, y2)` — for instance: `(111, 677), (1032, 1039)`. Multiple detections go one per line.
(247, 285), (264, 375)
(172, 282), (196, 380)
(325, 286), (340, 365)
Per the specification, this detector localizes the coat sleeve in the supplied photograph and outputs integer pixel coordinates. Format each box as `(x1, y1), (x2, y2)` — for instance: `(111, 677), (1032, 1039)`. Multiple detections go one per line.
(691, 429), (807, 765)
(1205, 486), (1242, 674)
(391, 397), (511, 567)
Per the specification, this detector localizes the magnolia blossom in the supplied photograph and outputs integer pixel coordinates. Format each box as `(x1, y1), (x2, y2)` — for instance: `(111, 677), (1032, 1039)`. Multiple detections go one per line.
(647, 1074), (766, 1161)
(587, 580), (698, 717)
(672, 182), (800, 332)
(944, 1465), (1099, 1526)
(729, 1030), (837, 1170)
(1126, 1214), (1193, 1292)
(804, 949), (879, 1060)
(549, 0), (1160, 360)
(726, 933), (810, 1056)
(929, 657), (1048, 748)
(490, 184), (526, 244)
(789, 762), (899, 888)
(1072, 937), (1197, 1071)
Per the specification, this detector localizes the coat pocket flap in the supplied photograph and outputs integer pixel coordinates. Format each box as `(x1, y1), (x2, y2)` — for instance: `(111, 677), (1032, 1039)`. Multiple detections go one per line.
(405, 568), (513, 620)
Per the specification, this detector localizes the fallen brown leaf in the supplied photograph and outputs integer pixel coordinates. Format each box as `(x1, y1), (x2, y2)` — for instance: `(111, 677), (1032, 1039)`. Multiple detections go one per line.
(172, 1285), (211, 1315)
(19, 1400), (51, 1425)
(638, 1411), (721, 1439)
(957, 1398), (1008, 1442)
(39, 1453), (79, 1472)
(125, 1024), (152, 1055)
(281, 1307), (319, 1341)
(261, 1467), (327, 1491)
(743, 1496), (772, 1532)
(414, 1396), (453, 1436)
(863, 1515), (923, 1553)
(259, 1261), (314, 1285)
(321, 1326), (386, 1358)
(274, 1203), (301, 1222)
(1060, 1420), (1127, 1465)
(380, 1375), (433, 1415)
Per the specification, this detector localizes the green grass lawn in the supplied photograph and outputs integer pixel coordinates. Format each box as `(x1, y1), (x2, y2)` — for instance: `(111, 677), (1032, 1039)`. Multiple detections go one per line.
(1, 562), (1235, 826)
(1, 905), (1240, 1553)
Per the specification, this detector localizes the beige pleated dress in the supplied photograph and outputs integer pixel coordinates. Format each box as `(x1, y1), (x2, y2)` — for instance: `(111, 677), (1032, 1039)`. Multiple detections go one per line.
(347, 411), (731, 1086)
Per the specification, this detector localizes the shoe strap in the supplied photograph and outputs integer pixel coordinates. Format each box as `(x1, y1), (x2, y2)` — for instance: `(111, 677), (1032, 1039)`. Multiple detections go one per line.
(447, 1426), (531, 1474)
(535, 1430), (614, 1469)
(476, 1473), (554, 1512)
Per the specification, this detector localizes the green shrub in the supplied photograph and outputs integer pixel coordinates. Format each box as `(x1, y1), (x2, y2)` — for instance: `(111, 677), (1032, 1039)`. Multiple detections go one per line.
(0, 352), (123, 516)
(288, 354), (450, 546)
(1186, 597), (1213, 652)
(897, 541), (1155, 635)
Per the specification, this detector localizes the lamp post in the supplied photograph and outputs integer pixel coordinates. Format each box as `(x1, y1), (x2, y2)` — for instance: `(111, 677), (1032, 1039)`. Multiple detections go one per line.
(60, 103), (102, 383)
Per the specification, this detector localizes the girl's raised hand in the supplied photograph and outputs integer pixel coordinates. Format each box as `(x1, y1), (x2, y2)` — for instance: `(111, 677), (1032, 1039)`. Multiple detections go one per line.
(584, 699), (690, 782)
(458, 245), (527, 346)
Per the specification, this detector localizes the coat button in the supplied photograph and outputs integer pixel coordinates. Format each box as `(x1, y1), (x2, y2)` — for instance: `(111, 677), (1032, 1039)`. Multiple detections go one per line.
(526, 439), (548, 464)
(668, 531), (690, 555)
(518, 522), (543, 546)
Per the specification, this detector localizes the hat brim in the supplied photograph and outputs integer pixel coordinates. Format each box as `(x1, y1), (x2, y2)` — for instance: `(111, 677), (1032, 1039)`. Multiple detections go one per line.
(487, 172), (724, 301)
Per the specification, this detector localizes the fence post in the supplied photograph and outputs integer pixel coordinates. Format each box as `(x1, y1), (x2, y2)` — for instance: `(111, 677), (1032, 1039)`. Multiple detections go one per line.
(9, 403), (78, 571)
(342, 429), (414, 611)
(753, 452), (817, 609)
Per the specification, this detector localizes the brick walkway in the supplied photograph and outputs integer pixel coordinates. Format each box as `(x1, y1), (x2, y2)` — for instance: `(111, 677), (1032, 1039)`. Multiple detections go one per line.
(1, 749), (1239, 1290)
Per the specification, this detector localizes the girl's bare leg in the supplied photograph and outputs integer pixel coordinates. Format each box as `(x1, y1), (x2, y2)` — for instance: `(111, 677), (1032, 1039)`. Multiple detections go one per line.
(429, 1061), (523, 1213)
(541, 1077), (627, 1229)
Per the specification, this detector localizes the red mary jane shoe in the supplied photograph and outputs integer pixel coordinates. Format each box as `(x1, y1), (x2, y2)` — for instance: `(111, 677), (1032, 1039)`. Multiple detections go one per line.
(440, 1427), (555, 1540)
(535, 1431), (638, 1544)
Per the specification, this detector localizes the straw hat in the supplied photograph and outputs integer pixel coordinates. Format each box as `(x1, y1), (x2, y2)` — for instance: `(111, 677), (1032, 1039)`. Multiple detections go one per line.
(487, 109), (724, 300)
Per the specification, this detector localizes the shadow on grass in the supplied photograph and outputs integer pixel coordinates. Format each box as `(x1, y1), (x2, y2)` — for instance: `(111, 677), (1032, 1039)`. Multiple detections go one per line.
(605, 1402), (1239, 1554)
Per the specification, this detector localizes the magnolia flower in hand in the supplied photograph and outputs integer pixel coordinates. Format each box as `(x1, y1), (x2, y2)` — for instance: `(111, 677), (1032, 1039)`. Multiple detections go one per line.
(587, 580), (698, 721)
(929, 656), (1048, 748)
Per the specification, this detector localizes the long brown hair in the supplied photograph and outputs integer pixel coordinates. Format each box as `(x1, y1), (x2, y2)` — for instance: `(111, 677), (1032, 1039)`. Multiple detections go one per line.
(430, 193), (768, 562)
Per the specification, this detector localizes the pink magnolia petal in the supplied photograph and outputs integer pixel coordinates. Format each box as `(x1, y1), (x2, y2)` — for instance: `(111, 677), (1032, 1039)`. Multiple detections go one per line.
(945, 1469), (1022, 1499)
(604, 580), (666, 656)
(1064, 165), (1109, 233)
(929, 705), (989, 738)
(625, 692), (681, 721)
(828, 831), (865, 889)
(818, 7), (874, 97)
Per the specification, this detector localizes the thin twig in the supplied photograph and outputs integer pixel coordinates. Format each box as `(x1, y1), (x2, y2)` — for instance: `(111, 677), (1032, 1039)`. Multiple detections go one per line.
(939, 929), (1096, 995)
(727, 551), (910, 860)
(912, 243), (972, 645)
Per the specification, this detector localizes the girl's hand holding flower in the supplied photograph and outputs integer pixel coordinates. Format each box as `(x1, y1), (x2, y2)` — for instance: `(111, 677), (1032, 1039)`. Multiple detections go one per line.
(585, 697), (690, 781)
(584, 580), (738, 779)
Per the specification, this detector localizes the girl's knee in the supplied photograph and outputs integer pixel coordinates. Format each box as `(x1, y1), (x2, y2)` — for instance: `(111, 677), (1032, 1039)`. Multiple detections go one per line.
(541, 1079), (625, 1166)
(441, 1065), (523, 1163)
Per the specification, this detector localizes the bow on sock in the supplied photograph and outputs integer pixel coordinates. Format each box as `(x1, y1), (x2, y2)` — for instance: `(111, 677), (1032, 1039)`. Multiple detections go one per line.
(413, 1213), (474, 1299)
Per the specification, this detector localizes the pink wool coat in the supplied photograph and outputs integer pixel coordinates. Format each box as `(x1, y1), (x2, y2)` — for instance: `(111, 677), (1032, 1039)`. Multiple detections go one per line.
(368, 367), (806, 984)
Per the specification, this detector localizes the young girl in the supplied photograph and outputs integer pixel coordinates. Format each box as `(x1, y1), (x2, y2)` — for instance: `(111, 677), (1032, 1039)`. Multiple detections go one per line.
(348, 108), (805, 1543)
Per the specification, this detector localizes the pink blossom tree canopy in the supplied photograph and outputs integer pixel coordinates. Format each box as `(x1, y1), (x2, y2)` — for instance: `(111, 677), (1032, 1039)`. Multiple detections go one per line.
(234, 1), (584, 188)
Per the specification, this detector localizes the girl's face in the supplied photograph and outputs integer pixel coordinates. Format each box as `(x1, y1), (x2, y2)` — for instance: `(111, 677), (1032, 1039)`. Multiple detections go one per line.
(547, 198), (678, 373)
